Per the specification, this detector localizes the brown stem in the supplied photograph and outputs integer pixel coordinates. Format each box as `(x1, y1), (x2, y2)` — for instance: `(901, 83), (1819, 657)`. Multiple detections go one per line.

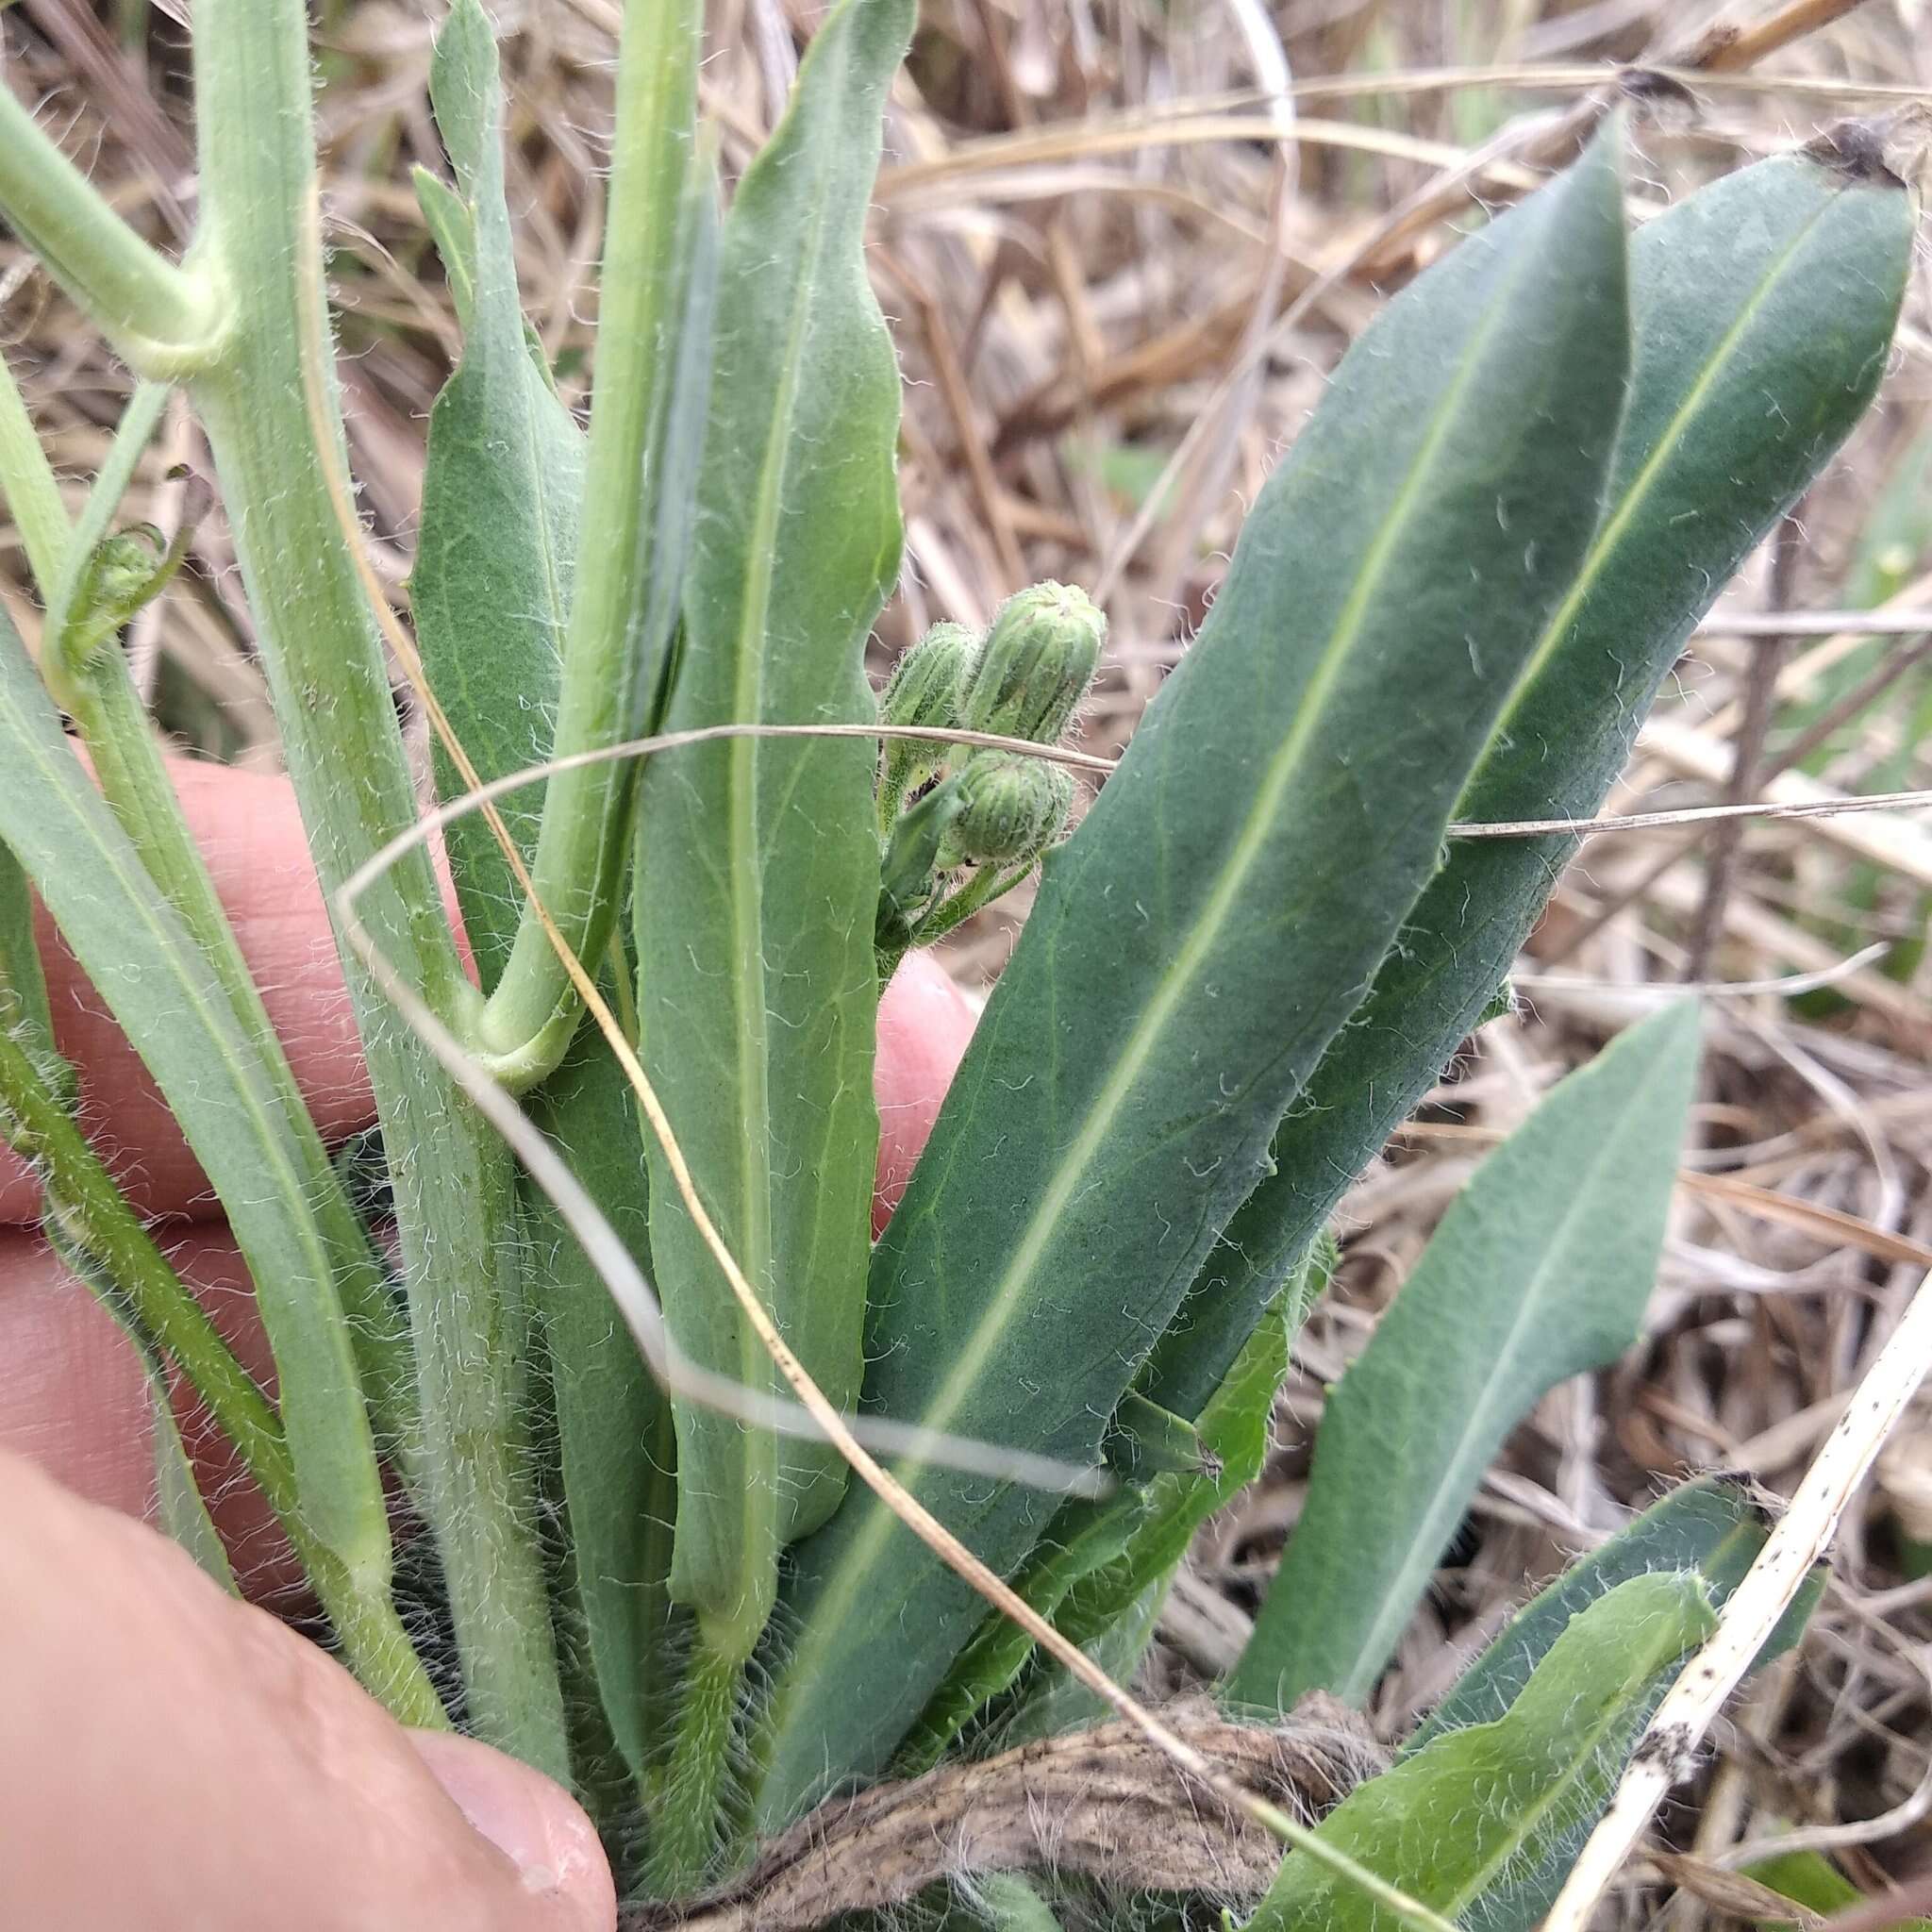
(629, 1701), (1385, 1932)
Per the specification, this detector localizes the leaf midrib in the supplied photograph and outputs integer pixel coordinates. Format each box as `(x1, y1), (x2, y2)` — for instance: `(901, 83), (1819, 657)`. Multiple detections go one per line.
(718, 124), (839, 1436)
(1468, 180), (1836, 785)
(1334, 1090), (1654, 1698)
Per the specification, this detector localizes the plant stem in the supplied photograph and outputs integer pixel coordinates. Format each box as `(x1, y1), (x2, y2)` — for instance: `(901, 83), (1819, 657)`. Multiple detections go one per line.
(644, 1637), (743, 1899)
(42, 384), (416, 1461)
(0, 1023), (443, 1723)
(186, 0), (567, 1775)
(472, 0), (704, 1079)
(0, 86), (220, 375)
(0, 349), (73, 596)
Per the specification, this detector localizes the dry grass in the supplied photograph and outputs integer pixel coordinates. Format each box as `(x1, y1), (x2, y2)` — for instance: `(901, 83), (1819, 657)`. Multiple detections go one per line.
(2, 0), (1930, 1920)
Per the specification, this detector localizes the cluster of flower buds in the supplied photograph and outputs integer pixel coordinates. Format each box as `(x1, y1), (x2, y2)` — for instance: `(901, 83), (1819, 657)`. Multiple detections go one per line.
(873, 580), (1105, 975)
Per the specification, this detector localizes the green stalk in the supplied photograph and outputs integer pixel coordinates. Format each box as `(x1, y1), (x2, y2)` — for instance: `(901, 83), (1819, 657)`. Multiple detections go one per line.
(179, 0), (566, 1774)
(0, 1024), (442, 1723)
(0, 87), (220, 375)
(470, 0), (704, 1080)
(41, 383), (415, 1458)
(0, 350), (73, 596)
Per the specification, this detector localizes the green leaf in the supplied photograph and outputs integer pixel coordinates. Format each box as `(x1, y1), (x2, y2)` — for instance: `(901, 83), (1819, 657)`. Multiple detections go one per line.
(1101, 1392), (1215, 1481)
(633, 0), (910, 1650)
(1245, 1573), (1717, 1932)
(528, 1024), (678, 1786)
(1142, 142), (1914, 1420)
(412, 0), (587, 985)
(0, 616), (395, 1606)
(151, 1372), (240, 1596)
(1229, 1002), (1701, 1712)
(1000, 1250), (1324, 1748)
(1745, 1851), (1932, 1932)
(1406, 1474), (1818, 1756)
(0, 837), (66, 1099)
(759, 126), (1632, 1826)
(40, 1211), (240, 1595)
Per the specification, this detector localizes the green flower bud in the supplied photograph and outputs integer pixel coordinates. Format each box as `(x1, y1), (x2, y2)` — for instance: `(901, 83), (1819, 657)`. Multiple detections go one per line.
(961, 581), (1104, 746)
(877, 621), (978, 813)
(946, 751), (1074, 867)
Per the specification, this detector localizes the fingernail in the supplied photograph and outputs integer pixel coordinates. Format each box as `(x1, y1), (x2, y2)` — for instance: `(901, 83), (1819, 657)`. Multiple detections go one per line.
(408, 1730), (616, 1923)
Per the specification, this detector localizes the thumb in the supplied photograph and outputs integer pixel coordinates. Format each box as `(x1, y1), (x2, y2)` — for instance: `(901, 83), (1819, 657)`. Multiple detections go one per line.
(0, 1450), (614, 1932)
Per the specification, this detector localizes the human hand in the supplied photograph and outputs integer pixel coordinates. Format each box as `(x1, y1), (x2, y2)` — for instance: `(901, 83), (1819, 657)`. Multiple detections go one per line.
(0, 759), (978, 1931)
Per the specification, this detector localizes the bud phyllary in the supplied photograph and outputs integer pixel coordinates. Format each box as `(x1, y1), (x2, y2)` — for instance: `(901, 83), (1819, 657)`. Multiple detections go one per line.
(946, 752), (1074, 866)
(961, 582), (1104, 746)
(878, 621), (978, 809)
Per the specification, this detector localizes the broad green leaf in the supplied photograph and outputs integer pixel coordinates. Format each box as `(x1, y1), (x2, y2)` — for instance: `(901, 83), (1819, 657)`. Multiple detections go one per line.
(1246, 1573), (1716, 1932)
(634, 0), (910, 1648)
(1143, 143), (1915, 1419)
(412, 0), (587, 983)
(1229, 1002), (1701, 1712)
(1406, 1474), (1819, 1755)
(0, 615), (393, 1602)
(761, 130), (1632, 1826)
(528, 1025), (678, 1785)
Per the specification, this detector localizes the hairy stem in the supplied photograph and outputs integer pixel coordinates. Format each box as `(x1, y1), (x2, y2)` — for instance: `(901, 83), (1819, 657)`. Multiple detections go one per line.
(41, 383), (416, 1460)
(186, 0), (567, 1774)
(0, 349), (73, 596)
(0, 1024), (443, 1723)
(0, 85), (220, 374)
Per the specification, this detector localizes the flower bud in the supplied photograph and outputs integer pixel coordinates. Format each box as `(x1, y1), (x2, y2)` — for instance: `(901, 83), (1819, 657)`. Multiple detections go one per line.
(877, 621), (978, 808)
(961, 581), (1104, 746)
(946, 752), (1074, 867)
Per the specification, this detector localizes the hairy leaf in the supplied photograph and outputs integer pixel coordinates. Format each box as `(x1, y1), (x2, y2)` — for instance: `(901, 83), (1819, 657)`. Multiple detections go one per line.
(1407, 1474), (1820, 1755)
(0, 617), (392, 1597)
(528, 1027), (678, 1785)
(412, 0), (586, 983)
(1246, 1573), (1717, 1932)
(1229, 1002), (1701, 1711)
(0, 839), (63, 1096)
(633, 0), (910, 1650)
(1143, 142), (1914, 1418)
(758, 128), (1633, 1824)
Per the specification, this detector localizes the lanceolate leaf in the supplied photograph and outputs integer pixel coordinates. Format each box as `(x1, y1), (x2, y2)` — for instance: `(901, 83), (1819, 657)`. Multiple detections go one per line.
(1228, 1002), (1701, 1713)
(756, 128), (1633, 1826)
(1142, 142), (1914, 1420)
(0, 616), (393, 1604)
(528, 1027), (678, 1786)
(1406, 1474), (1820, 1757)
(1246, 1574), (1717, 1932)
(634, 0), (910, 1650)
(412, 0), (586, 983)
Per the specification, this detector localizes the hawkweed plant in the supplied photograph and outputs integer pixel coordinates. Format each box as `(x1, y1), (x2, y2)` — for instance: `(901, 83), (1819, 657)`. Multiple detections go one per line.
(0, 2), (1914, 1926)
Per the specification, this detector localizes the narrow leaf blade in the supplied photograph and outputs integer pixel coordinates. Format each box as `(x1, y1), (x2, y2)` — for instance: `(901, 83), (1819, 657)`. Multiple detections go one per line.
(634, 0), (910, 1644)
(413, 0), (586, 983)
(1229, 1001), (1702, 1711)
(1407, 1474), (1816, 1755)
(1246, 1573), (1717, 1932)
